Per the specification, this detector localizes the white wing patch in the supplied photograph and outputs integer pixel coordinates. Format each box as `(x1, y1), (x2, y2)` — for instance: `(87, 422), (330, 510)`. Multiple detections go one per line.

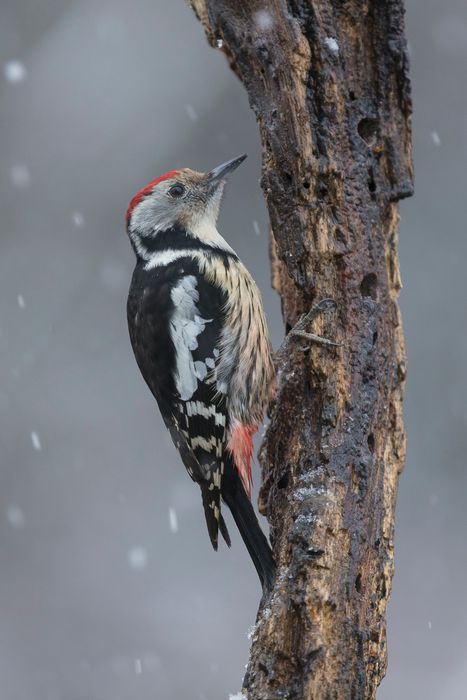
(194, 360), (208, 380)
(170, 275), (211, 401)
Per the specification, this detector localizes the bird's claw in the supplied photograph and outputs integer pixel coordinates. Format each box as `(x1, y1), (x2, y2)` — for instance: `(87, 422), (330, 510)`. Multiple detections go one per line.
(297, 298), (337, 326)
(274, 299), (340, 370)
(291, 331), (341, 348)
(290, 298), (340, 349)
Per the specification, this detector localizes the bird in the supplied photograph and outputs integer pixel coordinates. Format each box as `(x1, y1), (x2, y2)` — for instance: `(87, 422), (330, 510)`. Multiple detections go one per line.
(125, 154), (276, 593)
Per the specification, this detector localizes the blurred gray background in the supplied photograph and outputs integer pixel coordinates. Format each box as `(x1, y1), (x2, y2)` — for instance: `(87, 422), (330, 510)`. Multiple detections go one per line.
(0, 1), (465, 698)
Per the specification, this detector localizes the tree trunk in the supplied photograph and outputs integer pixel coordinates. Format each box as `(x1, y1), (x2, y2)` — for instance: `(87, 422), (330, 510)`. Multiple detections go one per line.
(190, 2), (413, 698)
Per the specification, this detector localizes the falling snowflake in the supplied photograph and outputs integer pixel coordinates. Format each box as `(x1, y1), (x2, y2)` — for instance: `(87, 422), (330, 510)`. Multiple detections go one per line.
(30, 431), (42, 451)
(17, 294), (25, 309)
(431, 131), (441, 147)
(324, 37), (339, 54)
(134, 658), (142, 674)
(254, 10), (274, 32)
(185, 104), (198, 122)
(10, 164), (31, 188)
(128, 546), (148, 570)
(252, 220), (261, 236)
(4, 60), (26, 83)
(6, 504), (25, 528)
(169, 507), (178, 533)
(216, 38), (224, 48)
(72, 211), (85, 228)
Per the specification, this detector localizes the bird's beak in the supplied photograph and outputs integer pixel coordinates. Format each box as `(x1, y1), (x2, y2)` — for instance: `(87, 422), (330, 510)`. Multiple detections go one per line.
(206, 154), (247, 185)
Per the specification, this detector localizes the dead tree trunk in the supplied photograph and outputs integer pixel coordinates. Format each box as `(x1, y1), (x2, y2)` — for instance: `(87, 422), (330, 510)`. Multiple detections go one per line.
(190, 2), (413, 698)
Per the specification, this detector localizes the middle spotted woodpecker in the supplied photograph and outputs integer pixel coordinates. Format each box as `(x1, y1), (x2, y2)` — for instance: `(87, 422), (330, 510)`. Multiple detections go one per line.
(126, 154), (276, 592)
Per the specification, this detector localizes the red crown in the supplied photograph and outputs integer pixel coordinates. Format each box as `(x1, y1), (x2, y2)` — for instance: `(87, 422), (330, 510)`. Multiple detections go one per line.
(126, 170), (178, 225)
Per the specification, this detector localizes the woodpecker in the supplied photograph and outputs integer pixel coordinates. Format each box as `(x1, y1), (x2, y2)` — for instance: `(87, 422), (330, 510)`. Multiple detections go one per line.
(125, 154), (276, 592)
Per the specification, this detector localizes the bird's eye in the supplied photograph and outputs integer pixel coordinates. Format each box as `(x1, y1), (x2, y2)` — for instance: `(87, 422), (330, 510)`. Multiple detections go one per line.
(168, 184), (185, 198)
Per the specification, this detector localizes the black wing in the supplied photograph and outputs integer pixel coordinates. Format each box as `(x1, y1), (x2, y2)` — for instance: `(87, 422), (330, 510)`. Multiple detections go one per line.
(170, 271), (233, 550)
(127, 258), (231, 549)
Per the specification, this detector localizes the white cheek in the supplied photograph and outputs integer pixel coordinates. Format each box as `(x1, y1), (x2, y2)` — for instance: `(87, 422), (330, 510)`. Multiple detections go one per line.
(130, 193), (177, 235)
(130, 183), (235, 256)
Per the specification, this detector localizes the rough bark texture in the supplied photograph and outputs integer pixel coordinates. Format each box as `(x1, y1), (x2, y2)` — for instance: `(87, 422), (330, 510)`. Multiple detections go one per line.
(190, 2), (413, 698)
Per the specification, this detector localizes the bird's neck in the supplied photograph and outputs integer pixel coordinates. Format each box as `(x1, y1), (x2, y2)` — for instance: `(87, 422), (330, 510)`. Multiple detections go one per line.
(187, 215), (235, 255)
(130, 223), (237, 269)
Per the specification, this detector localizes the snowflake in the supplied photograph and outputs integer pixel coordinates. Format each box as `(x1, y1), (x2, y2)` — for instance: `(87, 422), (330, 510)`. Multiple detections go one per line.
(128, 546), (148, 570)
(10, 164), (31, 188)
(6, 505), (25, 528)
(324, 37), (339, 54)
(72, 211), (85, 228)
(4, 60), (26, 83)
(185, 104), (198, 122)
(169, 507), (178, 533)
(30, 431), (42, 451)
(254, 10), (274, 32)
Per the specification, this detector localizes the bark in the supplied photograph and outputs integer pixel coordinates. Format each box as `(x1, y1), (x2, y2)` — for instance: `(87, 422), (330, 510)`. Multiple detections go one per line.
(189, 2), (413, 698)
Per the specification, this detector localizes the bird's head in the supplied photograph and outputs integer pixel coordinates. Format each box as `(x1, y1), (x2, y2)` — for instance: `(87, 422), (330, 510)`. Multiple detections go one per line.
(126, 154), (247, 259)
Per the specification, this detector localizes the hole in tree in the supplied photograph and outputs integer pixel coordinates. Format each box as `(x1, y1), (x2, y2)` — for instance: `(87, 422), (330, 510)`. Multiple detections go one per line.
(318, 181), (328, 197)
(349, 90), (356, 101)
(358, 117), (378, 146)
(277, 472), (289, 489)
(367, 433), (375, 453)
(372, 330), (378, 345)
(368, 168), (376, 194)
(360, 273), (378, 300)
(355, 573), (362, 593)
(303, 180), (310, 189)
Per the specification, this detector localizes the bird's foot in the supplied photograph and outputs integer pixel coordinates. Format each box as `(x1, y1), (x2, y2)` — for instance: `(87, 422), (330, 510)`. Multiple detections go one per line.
(275, 299), (340, 367)
(290, 298), (340, 351)
(290, 299), (340, 350)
